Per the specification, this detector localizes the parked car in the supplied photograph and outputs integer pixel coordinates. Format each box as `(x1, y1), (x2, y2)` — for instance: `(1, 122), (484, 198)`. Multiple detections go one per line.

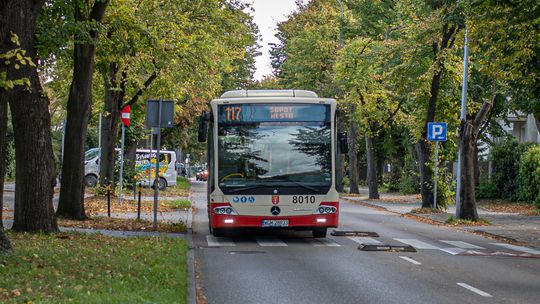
(84, 148), (177, 190)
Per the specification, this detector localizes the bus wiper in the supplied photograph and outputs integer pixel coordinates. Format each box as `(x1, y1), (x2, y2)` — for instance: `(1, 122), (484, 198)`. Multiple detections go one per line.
(226, 185), (262, 193)
(265, 180), (320, 193)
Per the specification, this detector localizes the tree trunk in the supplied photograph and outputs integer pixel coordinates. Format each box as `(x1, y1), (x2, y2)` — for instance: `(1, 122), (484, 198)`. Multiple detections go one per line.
(57, 0), (108, 219)
(417, 24), (457, 209)
(458, 96), (493, 220)
(0, 96), (7, 228)
(473, 144), (480, 186)
(459, 121), (478, 220)
(416, 140), (434, 208)
(348, 121), (359, 194)
(125, 138), (137, 185)
(2, 0), (58, 232)
(0, 228), (11, 253)
(365, 134), (379, 199)
(99, 64), (122, 188)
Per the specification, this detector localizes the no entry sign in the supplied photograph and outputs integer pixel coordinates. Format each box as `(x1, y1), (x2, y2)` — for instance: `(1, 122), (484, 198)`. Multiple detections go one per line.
(120, 105), (131, 127)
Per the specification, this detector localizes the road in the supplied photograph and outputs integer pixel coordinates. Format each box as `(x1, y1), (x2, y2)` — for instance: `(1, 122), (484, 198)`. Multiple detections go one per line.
(191, 181), (540, 304)
(2, 183), (59, 210)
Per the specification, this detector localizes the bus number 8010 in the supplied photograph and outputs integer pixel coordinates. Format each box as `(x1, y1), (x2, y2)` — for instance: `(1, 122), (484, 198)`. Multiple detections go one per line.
(292, 196), (315, 204)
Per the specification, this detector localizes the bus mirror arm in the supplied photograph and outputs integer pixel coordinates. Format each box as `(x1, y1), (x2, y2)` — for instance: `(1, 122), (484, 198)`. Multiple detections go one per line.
(338, 132), (348, 154)
(198, 111), (210, 142)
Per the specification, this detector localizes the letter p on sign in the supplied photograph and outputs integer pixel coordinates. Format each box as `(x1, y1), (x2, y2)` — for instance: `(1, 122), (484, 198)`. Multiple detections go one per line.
(427, 122), (447, 142)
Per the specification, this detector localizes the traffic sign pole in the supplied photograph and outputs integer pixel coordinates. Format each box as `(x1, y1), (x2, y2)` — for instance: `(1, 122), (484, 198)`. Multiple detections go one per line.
(153, 97), (163, 230)
(118, 106), (131, 206)
(118, 123), (125, 206)
(433, 142), (439, 209)
(427, 122), (447, 210)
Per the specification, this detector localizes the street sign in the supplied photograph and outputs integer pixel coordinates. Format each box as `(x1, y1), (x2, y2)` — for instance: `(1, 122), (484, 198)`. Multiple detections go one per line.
(146, 99), (174, 128)
(120, 105), (131, 127)
(427, 122), (447, 141)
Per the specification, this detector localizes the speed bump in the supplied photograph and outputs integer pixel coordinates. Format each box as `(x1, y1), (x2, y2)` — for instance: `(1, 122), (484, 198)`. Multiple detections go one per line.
(331, 230), (379, 237)
(358, 244), (416, 252)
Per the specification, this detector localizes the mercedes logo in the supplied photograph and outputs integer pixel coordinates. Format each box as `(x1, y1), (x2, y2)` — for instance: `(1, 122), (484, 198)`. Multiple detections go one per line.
(273, 189), (278, 194)
(270, 206), (281, 216)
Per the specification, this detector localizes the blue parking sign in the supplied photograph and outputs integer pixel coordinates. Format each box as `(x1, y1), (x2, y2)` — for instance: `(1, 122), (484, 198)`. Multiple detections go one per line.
(427, 122), (447, 142)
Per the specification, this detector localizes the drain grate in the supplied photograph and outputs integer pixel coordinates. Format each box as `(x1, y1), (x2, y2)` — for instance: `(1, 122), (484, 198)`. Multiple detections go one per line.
(331, 230), (379, 237)
(358, 244), (416, 252)
(227, 251), (266, 255)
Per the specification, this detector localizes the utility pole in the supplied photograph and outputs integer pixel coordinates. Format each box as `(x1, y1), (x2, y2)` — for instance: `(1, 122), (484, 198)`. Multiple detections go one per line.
(456, 27), (469, 218)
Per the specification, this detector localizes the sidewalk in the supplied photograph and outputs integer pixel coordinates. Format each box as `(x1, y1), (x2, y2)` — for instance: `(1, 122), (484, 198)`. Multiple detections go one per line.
(342, 188), (540, 250)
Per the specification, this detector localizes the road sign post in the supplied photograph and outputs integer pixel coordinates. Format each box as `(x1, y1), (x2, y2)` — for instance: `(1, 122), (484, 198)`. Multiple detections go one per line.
(118, 105), (131, 206)
(146, 98), (174, 230)
(427, 122), (447, 209)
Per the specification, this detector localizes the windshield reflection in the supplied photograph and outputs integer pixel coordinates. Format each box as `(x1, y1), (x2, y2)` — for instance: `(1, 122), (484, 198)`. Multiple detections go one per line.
(218, 122), (331, 194)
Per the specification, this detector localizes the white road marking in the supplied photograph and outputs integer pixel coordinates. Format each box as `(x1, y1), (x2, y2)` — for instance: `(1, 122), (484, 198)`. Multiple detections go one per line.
(440, 240), (485, 249)
(399, 256), (421, 265)
(348, 237), (381, 245)
(439, 248), (466, 255)
(254, 236), (288, 247)
(457, 283), (492, 297)
(308, 238), (342, 247)
(206, 235), (235, 247)
(393, 238), (440, 250)
(491, 243), (540, 255)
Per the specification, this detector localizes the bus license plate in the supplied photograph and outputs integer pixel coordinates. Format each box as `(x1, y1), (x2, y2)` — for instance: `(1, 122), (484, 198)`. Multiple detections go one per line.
(262, 220), (289, 227)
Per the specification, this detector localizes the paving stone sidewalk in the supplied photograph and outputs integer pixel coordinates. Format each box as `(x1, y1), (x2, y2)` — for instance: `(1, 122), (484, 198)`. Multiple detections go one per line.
(342, 189), (540, 250)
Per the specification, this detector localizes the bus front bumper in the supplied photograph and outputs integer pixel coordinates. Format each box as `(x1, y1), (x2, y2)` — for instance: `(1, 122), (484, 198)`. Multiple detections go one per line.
(210, 213), (338, 229)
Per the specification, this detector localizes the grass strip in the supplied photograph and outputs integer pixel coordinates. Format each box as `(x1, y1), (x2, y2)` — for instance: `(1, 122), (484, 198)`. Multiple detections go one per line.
(0, 232), (188, 303)
(163, 199), (191, 210)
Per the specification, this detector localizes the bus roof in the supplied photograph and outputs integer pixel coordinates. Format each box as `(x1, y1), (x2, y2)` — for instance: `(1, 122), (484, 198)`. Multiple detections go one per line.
(220, 90), (318, 99)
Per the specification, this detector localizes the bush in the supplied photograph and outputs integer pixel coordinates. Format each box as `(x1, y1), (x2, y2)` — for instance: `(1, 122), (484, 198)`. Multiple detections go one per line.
(398, 174), (420, 194)
(476, 176), (498, 199)
(518, 145), (540, 207)
(490, 139), (535, 201)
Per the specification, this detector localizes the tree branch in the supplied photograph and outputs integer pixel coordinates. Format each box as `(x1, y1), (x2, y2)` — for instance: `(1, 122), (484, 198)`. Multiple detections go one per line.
(473, 80), (496, 129)
(121, 71), (158, 109)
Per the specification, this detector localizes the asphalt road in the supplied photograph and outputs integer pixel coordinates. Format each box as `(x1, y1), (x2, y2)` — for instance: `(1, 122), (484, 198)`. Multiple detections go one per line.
(192, 181), (540, 304)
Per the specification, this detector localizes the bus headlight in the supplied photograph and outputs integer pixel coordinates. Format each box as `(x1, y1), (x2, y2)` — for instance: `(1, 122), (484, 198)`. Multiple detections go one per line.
(214, 206), (238, 215)
(314, 205), (336, 214)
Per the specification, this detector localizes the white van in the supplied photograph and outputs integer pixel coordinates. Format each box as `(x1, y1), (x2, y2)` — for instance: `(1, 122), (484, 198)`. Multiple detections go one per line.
(84, 148), (177, 190)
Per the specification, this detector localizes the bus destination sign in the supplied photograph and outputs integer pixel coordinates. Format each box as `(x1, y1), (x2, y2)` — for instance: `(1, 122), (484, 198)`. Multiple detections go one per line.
(218, 104), (329, 123)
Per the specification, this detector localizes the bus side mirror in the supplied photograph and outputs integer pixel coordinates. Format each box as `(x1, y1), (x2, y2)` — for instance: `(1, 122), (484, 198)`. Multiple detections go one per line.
(338, 132), (348, 154)
(198, 112), (210, 142)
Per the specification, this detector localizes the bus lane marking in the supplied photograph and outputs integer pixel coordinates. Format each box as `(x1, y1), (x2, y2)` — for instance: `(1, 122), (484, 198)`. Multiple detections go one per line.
(457, 283), (492, 297)
(393, 238), (440, 250)
(308, 238), (341, 247)
(347, 237), (381, 245)
(440, 240), (484, 249)
(206, 235), (236, 247)
(399, 256), (421, 265)
(254, 236), (288, 247)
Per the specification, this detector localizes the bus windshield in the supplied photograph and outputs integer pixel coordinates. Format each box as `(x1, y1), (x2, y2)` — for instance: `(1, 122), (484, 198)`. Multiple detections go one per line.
(218, 122), (331, 194)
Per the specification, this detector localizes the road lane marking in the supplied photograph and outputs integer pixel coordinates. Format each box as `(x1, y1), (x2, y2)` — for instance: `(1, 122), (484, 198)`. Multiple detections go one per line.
(491, 243), (540, 255)
(254, 236), (288, 247)
(457, 283), (492, 297)
(308, 238), (342, 247)
(440, 240), (485, 249)
(348, 237), (381, 245)
(399, 256), (421, 265)
(206, 235), (235, 247)
(439, 248), (466, 255)
(393, 238), (440, 250)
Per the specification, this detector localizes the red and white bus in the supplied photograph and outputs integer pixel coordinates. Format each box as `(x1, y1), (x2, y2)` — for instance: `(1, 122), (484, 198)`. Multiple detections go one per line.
(198, 90), (346, 238)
